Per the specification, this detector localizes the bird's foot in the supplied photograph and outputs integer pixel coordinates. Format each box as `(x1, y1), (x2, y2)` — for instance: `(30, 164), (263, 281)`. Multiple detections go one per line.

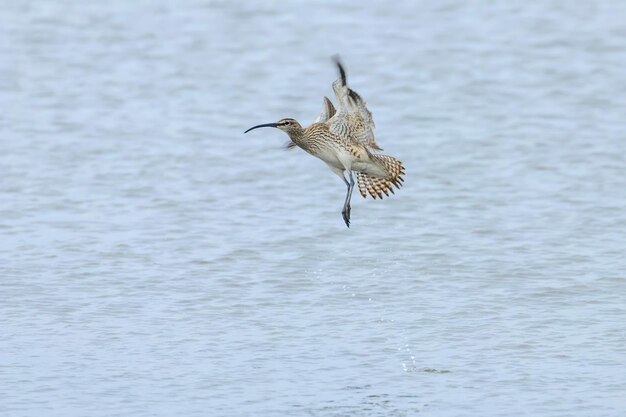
(341, 205), (351, 228)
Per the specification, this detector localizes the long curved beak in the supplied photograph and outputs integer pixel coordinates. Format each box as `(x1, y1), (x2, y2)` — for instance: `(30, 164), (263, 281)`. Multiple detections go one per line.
(244, 122), (278, 133)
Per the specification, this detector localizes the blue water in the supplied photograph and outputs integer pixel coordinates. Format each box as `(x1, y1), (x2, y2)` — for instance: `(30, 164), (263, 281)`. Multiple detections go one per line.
(3, 1), (626, 416)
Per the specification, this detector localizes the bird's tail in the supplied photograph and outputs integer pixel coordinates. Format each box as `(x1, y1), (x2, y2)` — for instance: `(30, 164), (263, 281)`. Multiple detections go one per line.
(357, 155), (405, 199)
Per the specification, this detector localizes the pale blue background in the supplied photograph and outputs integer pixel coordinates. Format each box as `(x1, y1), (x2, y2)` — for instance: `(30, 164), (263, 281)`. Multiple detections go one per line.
(2, 1), (626, 416)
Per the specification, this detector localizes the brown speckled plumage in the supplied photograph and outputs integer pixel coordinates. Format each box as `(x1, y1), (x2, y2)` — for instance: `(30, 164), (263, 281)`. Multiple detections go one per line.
(357, 155), (405, 199)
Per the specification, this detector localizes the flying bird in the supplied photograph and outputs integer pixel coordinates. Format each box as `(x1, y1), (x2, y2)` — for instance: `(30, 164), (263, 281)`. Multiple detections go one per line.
(245, 58), (404, 227)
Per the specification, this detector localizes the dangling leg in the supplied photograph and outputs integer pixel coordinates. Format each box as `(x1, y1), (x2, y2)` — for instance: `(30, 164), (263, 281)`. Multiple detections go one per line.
(341, 170), (355, 228)
(326, 164), (350, 227)
(326, 164), (354, 228)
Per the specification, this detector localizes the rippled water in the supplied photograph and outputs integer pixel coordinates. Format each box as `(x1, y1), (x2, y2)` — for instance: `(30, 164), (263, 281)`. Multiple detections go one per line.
(3, 1), (626, 416)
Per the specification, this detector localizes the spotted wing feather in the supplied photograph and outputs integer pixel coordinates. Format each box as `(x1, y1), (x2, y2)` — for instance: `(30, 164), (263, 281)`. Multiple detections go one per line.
(356, 154), (405, 199)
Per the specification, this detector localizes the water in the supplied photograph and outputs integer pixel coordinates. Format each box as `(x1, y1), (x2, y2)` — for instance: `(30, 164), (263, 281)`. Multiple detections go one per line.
(2, 1), (626, 416)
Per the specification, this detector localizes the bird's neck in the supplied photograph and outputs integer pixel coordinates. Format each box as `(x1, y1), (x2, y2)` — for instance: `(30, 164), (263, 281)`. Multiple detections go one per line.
(286, 127), (306, 146)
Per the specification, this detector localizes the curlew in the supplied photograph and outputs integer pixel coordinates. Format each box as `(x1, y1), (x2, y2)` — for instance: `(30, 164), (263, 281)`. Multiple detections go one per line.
(245, 58), (405, 227)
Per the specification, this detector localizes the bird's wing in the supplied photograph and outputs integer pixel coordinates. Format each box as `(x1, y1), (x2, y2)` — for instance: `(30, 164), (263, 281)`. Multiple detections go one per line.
(327, 59), (383, 151)
(314, 96), (336, 123)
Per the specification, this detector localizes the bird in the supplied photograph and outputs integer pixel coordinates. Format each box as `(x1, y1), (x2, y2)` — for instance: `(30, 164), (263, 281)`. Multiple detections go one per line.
(245, 57), (404, 227)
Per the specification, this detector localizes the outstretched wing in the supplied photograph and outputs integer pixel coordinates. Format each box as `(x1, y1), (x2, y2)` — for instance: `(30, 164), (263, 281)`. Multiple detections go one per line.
(314, 96), (336, 123)
(327, 58), (383, 151)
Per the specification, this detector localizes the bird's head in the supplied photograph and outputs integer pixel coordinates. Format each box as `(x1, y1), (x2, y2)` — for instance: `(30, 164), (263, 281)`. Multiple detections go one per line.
(244, 118), (302, 135)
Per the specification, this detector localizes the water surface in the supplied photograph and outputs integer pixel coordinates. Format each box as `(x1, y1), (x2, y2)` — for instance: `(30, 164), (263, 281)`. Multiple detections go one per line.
(2, 1), (626, 416)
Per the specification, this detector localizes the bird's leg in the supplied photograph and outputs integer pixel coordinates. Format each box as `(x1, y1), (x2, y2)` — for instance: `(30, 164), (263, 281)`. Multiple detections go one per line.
(341, 171), (355, 228)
